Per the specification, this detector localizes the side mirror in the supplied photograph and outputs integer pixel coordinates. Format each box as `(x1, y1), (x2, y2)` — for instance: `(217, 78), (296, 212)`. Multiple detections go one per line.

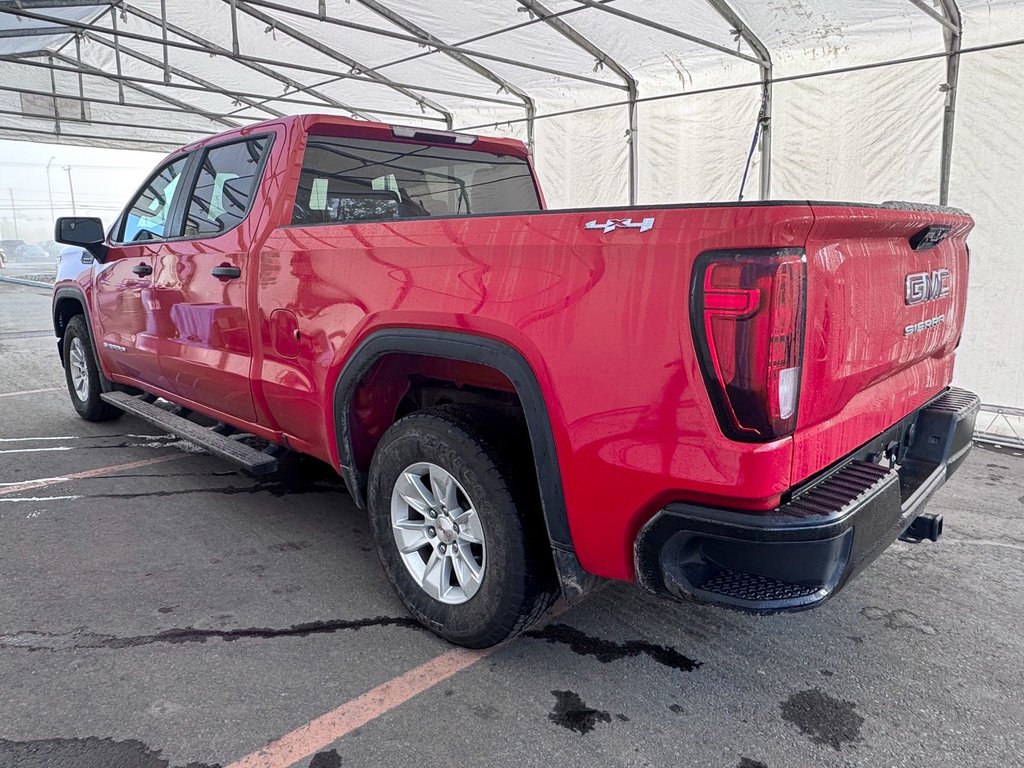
(55, 217), (108, 262)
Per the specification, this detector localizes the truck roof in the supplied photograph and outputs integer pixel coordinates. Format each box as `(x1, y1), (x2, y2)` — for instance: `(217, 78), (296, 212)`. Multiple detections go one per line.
(177, 113), (531, 159)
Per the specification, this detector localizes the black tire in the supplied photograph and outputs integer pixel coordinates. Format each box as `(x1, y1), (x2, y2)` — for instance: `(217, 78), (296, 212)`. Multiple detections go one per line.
(62, 315), (122, 422)
(367, 406), (557, 647)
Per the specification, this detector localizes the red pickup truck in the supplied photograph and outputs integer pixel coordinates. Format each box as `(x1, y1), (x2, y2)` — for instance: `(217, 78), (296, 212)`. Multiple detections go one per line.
(52, 114), (979, 647)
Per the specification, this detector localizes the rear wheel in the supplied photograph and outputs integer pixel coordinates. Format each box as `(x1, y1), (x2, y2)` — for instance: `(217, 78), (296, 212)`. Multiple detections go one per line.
(62, 315), (121, 422)
(367, 406), (557, 647)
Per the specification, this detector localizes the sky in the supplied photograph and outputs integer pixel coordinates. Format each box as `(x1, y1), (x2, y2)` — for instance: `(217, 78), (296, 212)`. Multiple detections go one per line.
(0, 137), (165, 245)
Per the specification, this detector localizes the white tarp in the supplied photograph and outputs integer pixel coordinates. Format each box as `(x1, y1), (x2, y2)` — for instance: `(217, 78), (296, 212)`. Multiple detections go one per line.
(0, 0), (1022, 412)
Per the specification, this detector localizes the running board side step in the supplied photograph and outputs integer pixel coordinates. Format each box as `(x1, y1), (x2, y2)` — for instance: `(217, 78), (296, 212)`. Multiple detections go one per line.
(100, 391), (278, 475)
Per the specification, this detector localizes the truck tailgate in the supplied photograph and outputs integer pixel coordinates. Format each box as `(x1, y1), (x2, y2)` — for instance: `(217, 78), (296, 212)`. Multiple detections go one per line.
(792, 203), (974, 482)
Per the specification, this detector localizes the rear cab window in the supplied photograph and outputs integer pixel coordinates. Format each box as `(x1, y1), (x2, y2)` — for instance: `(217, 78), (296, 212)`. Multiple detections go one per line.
(291, 136), (540, 226)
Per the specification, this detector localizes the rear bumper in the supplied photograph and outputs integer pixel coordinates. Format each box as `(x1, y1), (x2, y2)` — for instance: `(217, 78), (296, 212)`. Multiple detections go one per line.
(634, 386), (980, 613)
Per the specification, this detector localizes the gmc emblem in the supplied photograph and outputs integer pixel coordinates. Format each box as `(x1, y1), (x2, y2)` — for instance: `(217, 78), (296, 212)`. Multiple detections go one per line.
(905, 269), (951, 305)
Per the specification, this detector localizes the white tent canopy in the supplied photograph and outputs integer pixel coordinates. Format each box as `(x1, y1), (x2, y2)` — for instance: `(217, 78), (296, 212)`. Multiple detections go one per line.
(1, 0), (1022, 421)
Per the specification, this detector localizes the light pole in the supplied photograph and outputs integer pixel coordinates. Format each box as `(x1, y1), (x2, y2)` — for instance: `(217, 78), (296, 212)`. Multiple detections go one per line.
(45, 156), (56, 225)
(63, 165), (77, 216)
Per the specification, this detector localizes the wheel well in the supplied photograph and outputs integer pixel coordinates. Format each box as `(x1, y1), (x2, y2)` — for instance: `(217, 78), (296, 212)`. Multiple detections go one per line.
(54, 296), (85, 334)
(348, 352), (528, 480)
(53, 295), (86, 359)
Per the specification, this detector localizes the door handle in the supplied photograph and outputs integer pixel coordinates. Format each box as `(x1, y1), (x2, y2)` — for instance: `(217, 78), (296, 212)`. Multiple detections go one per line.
(212, 265), (241, 280)
(131, 264), (153, 276)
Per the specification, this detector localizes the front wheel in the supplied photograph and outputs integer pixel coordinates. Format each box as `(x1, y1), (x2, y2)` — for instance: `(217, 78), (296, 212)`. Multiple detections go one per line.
(62, 315), (121, 422)
(367, 407), (557, 647)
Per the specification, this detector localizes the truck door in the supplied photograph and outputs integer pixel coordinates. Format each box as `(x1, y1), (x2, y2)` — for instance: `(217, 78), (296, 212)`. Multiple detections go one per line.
(154, 136), (272, 424)
(93, 155), (190, 392)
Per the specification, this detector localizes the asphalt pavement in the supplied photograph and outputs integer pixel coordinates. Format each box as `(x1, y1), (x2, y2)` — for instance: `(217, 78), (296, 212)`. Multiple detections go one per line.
(1, 280), (1022, 768)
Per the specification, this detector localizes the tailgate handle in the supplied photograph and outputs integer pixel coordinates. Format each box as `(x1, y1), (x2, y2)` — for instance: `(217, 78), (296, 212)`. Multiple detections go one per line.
(212, 265), (241, 280)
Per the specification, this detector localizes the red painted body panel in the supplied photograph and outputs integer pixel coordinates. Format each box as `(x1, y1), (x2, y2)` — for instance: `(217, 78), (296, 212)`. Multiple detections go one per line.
(54, 114), (974, 583)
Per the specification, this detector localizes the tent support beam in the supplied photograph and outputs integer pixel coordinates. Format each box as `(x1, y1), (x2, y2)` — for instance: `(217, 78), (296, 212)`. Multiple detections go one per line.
(0, 4), (526, 108)
(0, 25), (76, 36)
(47, 50), (240, 128)
(110, 6), (125, 104)
(0, 82), (273, 122)
(119, 3), (374, 120)
(47, 54), (61, 136)
(705, 0), (773, 200)
(570, 0), (767, 66)
(0, 0), (113, 8)
(908, 0), (962, 206)
(0, 106), (217, 136)
(230, 1), (454, 129)
(518, 0), (638, 205)
(938, 0), (962, 207)
(229, 0), (240, 56)
(0, 124), (184, 148)
(908, 0), (959, 34)
(73, 33), (86, 120)
(351, 0), (535, 149)
(365, 0), (600, 82)
(0, 52), (449, 123)
(239, 0), (623, 91)
(158, 0), (169, 83)
(84, 33), (286, 118)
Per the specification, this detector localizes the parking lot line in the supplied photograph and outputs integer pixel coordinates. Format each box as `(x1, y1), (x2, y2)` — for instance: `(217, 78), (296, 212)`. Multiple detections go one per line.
(225, 646), (494, 768)
(0, 454), (185, 496)
(0, 387), (62, 398)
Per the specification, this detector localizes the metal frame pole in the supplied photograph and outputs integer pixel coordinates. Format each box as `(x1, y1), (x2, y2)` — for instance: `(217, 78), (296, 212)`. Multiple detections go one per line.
(240, 0), (622, 90)
(46, 51), (239, 128)
(110, 6), (125, 104)
(230, 1), (454, 128)
(571, 0), (766, 66)
(158, 0), (169, 83)
(84, 33), (286, 118)
(73, 32), (86, 120)
(352, 0), (536, 149)
(938, 0), (962, 206)
(0, 4), (524, 109)
(517, 0), (638, 204)
(47, 54), (61, 136)
(705, 0), (773, 200)
(0, 105), (219, 135)
(2, 53), (449, 123)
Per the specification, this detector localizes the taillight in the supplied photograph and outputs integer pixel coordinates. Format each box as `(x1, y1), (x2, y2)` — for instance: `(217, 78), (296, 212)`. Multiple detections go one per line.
(691, 249), (807, 442)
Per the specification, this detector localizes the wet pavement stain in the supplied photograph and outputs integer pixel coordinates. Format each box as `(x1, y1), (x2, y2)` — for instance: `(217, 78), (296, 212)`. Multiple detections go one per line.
(780, 688), (864, 750)
(737, 759), (768, 768)
(860, 606), (937, 635)
(548, 690), (612, 735)
(525, 623), (701, 672)
(0, 616), (423, 651)
(84, 482), (340, 501)
(309, 749), (342, 768)
(0, 736), (220, 768)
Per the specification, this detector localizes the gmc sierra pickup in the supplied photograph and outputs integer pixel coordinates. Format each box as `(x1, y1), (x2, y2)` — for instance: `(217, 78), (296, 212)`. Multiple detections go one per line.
(52, 114), (979, 647)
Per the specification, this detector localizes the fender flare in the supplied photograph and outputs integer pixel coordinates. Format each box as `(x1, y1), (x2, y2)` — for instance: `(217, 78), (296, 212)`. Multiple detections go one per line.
(332, 328), (596, 599)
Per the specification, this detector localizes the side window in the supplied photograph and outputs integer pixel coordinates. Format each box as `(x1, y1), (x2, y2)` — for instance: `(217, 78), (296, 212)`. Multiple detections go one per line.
(183, 138), (268, 238)
(118, 157), (188, 243)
